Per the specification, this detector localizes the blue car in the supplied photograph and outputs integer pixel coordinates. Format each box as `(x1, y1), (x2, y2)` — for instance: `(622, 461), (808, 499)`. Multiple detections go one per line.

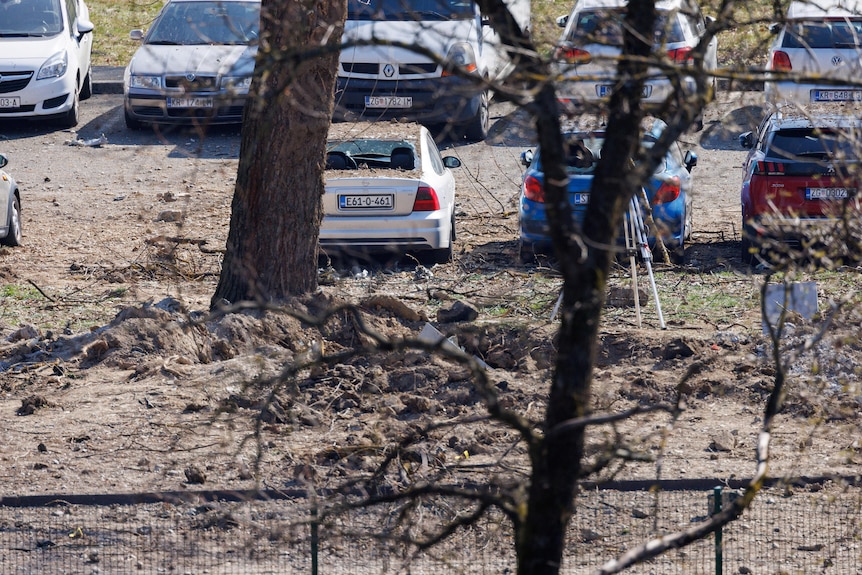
(518, 122), (697, 264)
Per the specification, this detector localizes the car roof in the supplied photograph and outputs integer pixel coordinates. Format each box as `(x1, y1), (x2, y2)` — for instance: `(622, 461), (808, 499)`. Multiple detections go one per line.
(327, 121), (424, 144)
(163, 0), (260, 3)
(769, 104), (862, 129)
(572, 0), (693, 11)
(786, 0), (862, 20)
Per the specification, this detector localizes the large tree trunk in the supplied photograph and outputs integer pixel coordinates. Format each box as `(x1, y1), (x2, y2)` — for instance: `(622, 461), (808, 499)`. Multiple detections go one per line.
(211, 0), (345, 307)
(516, 2), (655, 574)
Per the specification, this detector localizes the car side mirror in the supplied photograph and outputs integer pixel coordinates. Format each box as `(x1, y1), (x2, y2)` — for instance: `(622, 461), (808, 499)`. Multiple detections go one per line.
(684, 150), (698, 172)
(0, 154), (7, 170)
(769, 22), (782, 35)
(739, 131), (754, 149)
(130, 29), (145, 41)
(77, 17), (94, 35)
(520, 150), (534, 166)
(443, 156), (461, 169)
(556, 15), (568, 28)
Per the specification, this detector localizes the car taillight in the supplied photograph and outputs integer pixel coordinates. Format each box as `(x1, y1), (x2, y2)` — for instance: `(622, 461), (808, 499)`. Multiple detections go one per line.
(554, 46), (592, 64)
(771, 51), (792, 71)
(755, 161), (785, 175)
(523, 175), (545, 203)
(412, 186), (440, 211)
(667, 47), (693, 64)
(652, 176), (680, 204)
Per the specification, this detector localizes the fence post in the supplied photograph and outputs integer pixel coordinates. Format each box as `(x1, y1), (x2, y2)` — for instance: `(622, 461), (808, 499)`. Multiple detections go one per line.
(713, 486), (723, 575)
(311, 505), (319, 575)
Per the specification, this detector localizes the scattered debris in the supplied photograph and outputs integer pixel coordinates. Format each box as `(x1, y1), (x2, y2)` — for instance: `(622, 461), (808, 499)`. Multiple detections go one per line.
(64, 134), (108, 147)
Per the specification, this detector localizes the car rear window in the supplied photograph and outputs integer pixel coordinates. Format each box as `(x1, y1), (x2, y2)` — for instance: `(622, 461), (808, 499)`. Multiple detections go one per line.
(347, 0), (475, 21)
(782, 20), (862, 49)
(327, 139), (418, 169)
(567, 9), (685, 45)
(766, 128), (857, 160)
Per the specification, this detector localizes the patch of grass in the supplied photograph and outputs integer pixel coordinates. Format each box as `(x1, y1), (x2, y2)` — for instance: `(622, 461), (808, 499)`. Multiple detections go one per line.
(88, 0), (164, 66)
(1, 284), (42, 300)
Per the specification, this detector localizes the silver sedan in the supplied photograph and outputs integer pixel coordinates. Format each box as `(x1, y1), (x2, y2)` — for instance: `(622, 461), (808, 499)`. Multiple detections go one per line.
(320, 122), (461, 263)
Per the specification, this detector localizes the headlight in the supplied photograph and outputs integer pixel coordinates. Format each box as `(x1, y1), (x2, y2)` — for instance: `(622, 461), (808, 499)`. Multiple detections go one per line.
(129, 75), (162, 90)
(443, 42), (478, 76)
(36, 51), (68, 80)
(221, 76), (252, 92)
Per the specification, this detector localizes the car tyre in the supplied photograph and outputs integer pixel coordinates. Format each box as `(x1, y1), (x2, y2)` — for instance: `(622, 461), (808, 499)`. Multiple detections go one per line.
(517, 239), (533, 264)
(669, 243), (686, 265)
(462, 89), (489, 142)
(57, 90), (80, 128)
(741, 224), (759, 266)
(80, 68), (93, 100)
(125, 107), (144, 130)
(2, 196), (22, 247)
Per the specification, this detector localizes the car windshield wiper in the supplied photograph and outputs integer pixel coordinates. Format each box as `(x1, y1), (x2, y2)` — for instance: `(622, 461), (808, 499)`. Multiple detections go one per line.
(147, 40), (182, 45)
(795, 151), (832, 159)
(0, 32), (49, 37)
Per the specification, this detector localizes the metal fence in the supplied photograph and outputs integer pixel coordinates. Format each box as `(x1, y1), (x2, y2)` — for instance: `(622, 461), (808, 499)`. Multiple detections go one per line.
(1, 480), (860, 575)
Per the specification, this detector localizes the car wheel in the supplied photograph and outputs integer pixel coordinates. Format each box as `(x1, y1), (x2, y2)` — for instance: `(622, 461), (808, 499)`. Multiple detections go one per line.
(2, 196), (22, 247)
(80, 68), (92, 100)
(462, 89), (489, 142)
(517, 239), (533, 264)
(57, 90), (79, 128)
(669, 242), (686, 265)
(125, 107), (144, 130)
(741, 224), (759, 266)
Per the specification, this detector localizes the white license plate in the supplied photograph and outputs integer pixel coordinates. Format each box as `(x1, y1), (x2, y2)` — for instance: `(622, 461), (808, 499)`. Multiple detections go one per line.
(813, 90), (862, 102)
(338, 194), (394, 209)
(597, 85), (652, 98)
(806, 187), (853, 200)
(365, 96), (412, 108)
(573, 193), (590, 205)
(0, 97), (20, 108)
(167, 97), (213, 108)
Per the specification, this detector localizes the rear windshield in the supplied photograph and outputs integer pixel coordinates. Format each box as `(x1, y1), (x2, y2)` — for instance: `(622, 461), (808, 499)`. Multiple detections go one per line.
(147, 1), (260, 46)
(0, 0), (63, 37)
(766, 129), (859, 160)
(347, 0), (475, 21)
(782, 19), (862, 48)
(326, 139), (418, 169)
(566, 9), (685, 46)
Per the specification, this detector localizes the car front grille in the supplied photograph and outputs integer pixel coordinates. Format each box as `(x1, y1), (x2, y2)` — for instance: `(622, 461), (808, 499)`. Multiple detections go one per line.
(0, 71), (33, 94)
(341, 63), (438, 75)
(164, 75), (218, 91)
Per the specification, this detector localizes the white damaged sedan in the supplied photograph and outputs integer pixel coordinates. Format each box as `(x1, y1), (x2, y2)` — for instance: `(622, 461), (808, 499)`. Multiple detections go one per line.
(0, 154), (22, 247)
(320, 122), (461, 263)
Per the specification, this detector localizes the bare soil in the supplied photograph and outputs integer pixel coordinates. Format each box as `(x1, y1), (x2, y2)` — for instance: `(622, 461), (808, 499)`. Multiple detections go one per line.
(0, 92), (860, 499)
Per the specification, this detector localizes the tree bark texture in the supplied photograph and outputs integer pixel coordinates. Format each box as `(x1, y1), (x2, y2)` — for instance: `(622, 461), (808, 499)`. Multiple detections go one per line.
(516, 2), (656, 574)
(212, 0), (346, 307)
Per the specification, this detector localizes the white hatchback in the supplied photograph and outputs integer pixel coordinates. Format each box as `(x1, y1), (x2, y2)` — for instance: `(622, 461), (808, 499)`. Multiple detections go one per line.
(553, 0), (717, 118)
(320, 122), (461, 263)
(0, 0), (94, 128)
(765, 0), (862, 105)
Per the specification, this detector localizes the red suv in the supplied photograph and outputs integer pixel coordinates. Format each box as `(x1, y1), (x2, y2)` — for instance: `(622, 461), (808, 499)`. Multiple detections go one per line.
(739, 108), (862, 265)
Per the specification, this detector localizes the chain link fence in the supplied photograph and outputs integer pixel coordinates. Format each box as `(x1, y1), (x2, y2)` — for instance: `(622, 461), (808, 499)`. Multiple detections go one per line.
(1, 479), (860, 574)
